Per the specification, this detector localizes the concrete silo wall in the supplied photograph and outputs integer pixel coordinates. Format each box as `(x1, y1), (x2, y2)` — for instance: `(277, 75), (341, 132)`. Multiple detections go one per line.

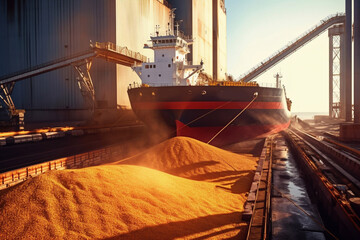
(217, 0), (227, 81)
(115, 0), (171, 107)
(192, 0), (213, 78)
(0, 0), (116, 122)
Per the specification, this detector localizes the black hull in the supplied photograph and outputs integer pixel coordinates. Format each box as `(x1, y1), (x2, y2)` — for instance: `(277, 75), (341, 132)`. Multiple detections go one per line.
(128, 86), (291, 145)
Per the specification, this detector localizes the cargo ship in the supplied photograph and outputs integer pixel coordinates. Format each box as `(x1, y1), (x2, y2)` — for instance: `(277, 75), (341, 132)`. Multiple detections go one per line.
(128, 14), (291, 146)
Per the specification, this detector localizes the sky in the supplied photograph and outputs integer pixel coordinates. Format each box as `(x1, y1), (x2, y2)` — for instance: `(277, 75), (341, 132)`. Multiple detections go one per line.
(225, 0), (345, 113)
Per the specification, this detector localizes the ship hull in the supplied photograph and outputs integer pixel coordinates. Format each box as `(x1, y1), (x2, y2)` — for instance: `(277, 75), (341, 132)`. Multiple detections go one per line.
(128, 86), (291, 146)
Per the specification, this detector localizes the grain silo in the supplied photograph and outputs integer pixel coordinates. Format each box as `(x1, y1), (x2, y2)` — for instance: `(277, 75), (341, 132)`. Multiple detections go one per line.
(0, 0), (226, 126)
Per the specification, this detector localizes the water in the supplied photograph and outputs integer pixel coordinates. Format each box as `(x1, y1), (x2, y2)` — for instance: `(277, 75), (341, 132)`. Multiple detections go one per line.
(292, 112), (328, 120)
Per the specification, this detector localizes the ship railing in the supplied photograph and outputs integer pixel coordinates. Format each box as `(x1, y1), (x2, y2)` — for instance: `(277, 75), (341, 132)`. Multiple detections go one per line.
(151, 30), (192, 41)
(128, 82), (278, 89)
(258, 82), (277, 88)
(128, 82), (176, 89)
(176, 30), (192, 41)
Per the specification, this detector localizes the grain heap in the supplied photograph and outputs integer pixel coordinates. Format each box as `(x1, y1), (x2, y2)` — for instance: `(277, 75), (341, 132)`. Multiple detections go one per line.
(0, 137), (257, 239)
(114, 136), (256, 184)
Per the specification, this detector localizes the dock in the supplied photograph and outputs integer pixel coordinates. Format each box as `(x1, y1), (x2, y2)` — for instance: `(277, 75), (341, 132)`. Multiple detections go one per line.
(242, 117), (360, 239)
(1, 117), (360, 239)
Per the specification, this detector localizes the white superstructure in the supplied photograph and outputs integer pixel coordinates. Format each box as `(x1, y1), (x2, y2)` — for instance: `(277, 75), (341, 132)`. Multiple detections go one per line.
(132, 10), (203, 86)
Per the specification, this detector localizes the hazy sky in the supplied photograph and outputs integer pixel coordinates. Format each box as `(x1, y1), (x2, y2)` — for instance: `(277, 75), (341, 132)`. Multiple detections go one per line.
(225, 0), (345, 113)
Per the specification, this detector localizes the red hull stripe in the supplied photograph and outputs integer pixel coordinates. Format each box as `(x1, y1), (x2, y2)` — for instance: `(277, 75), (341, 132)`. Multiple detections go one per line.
(176, 120), (290, 146)
(132, 101), (285, 110)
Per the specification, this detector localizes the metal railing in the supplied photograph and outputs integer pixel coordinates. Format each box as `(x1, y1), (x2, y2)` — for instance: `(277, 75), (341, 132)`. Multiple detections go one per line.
(127, 81), (277, 89)
(92, 42), (147, 63)
(0, 147), (112, 190)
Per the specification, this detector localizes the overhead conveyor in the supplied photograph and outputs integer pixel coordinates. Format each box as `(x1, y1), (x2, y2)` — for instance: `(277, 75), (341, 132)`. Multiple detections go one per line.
(0, 42), (147, 127)
(239, 13), (346, 82)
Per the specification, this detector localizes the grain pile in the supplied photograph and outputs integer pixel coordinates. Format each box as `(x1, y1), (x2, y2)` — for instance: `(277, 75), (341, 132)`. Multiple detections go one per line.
(0, 137), (258, 239)
(114, 137), (257, 185)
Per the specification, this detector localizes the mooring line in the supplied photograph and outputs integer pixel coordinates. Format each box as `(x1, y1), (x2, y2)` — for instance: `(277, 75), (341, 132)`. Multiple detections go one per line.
(177, 100), (233, 131)
(207, 92), (258, 144)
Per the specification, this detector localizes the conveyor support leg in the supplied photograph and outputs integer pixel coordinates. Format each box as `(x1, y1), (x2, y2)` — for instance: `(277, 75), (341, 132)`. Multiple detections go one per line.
(74, 59), (95, 111)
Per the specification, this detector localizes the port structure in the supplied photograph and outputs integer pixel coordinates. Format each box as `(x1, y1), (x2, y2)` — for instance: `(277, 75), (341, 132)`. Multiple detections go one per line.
(239, 13), (358, 120)
(0, 42), (146, 124)
(329, 24), (345, 119)
(239, 13), (345, 83)
(286, 127), (360, 239)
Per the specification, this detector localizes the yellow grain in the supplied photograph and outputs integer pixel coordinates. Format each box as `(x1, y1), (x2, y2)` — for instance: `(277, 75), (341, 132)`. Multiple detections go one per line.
(0, 137), (258, 239)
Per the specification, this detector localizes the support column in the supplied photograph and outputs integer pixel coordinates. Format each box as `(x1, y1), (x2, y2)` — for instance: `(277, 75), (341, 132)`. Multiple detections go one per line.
(0, 83), (16, 116)
(212, 0), (218, 81)
(74, 59), (96, 112)
(340, 29), (346, 118)
(328, 25), (344, 118)
(0, 83), (25, 130)
(345, 0), (352, 121)
(354, 0), (360, 123)
(329, 34), (333, 118)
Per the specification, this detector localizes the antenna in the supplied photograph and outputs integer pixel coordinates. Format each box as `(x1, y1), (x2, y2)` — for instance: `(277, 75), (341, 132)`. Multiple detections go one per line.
(274, 72), (282, 88)
(155, 25), (160, 37)
(175, 20), (183, 36)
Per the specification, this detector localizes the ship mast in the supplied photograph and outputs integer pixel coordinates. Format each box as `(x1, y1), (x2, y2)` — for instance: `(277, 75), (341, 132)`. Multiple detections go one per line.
(274, 73), (282, 88)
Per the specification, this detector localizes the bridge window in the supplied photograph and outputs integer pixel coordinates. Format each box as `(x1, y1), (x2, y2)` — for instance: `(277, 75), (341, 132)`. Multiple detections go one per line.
(145, 65), (149, 69)
(162, 54), (164, 57)
(168, 64), (171, 68)
(159, 74), (161, 77)
(148, 75), (150, 77)
(154, 65), (156, 68)
(150, 65), (153, 68)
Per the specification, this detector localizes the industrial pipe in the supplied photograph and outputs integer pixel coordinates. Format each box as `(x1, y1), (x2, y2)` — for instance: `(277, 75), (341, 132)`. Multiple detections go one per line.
(354, 0), (360, 123)
(345, 0), (352, 121)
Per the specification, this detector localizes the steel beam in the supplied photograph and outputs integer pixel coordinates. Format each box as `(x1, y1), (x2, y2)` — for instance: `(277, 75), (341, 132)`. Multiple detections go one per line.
(345, 0), (352, 121)
(328, 25), (344, 118)
(0, 83), (16, 116)
(74, 60), (96, 111)
(354, 0), (360, 123)
(0, 41), (147, 119)
(329, 34), (333, 118)
(0, 51), (96, 85)
(340, 29), (346, 118)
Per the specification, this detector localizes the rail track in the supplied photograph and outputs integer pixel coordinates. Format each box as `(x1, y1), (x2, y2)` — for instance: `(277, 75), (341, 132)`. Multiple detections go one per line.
(285, 127), (360, 239)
